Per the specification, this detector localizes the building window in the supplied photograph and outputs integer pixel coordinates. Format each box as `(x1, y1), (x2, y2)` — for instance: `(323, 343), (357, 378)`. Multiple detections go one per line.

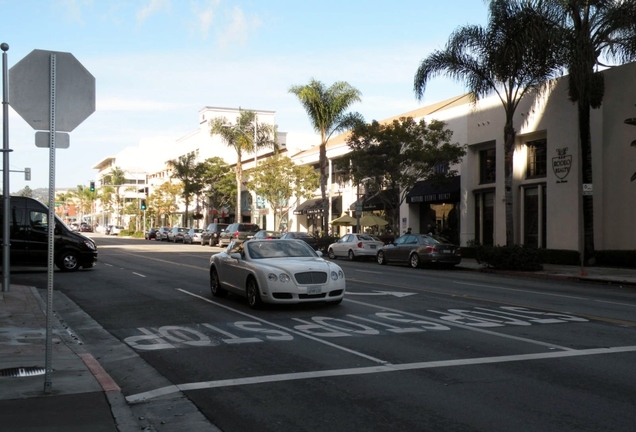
(522, 185), (546, 248)
(474, 190), (494, 246)
(526, 139), (547, 178)
(479, 148), (496, 184)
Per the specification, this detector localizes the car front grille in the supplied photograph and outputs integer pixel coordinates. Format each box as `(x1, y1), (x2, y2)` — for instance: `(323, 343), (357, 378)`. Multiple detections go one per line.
(294, 271), (328, 285)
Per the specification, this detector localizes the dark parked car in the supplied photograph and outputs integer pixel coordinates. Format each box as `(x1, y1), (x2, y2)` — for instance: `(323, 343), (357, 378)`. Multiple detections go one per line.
(376, 233), (461, 268)
(168, 227), (189, 243)
(201, 223), (228, 247)
(156, 226), (171, 241)
(218, 223), (260, 247)
(79, 222), (93, 232)
(280, 231), (320, 250)
(252, 230), (282, 240)
(145, 227), (158, 240)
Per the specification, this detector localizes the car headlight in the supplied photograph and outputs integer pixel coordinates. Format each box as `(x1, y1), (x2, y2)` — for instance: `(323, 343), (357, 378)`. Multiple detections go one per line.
(339, 270), (344, 279)
(268, 273), (291, 283)
(331, 271), (339, 281)
(84, 240), (96, 250)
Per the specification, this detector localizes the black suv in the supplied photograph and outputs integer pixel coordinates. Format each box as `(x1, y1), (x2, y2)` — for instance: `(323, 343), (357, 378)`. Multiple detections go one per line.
(218, 223), (260, 247)
(201, 223), (228, 246)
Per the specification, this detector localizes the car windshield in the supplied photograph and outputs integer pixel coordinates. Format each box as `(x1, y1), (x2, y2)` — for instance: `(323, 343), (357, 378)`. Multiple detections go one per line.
(247, 240), (316, 259)
(356, 234), (377, 241)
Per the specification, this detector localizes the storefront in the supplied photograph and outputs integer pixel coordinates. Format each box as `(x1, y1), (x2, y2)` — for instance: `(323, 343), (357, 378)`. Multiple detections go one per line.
(406, 176), (461, 243)
(293, 196), (342, 234)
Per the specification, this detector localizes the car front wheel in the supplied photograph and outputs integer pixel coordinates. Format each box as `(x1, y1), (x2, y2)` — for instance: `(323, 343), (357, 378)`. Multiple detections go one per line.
(57, 251), (80, 272)
(377, 251), (387, 265)
(210, 267), (228, 297)
(246, 277), (264, 309)
(348, 250), (355, 261)
(328, 249), (336, 259)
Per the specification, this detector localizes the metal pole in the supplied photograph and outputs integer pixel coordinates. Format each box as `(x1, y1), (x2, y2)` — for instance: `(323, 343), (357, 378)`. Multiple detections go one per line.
(44, 53), (57, 393)
(253, 116), (257, 225)
(1, 43), (10, 292)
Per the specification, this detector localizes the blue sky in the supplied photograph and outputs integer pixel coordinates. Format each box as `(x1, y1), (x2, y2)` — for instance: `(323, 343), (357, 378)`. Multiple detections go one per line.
(3, 0), (488, 192)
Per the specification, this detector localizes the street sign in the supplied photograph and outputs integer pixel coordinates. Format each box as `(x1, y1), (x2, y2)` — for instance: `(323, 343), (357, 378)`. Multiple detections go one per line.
(582, 183), (593, 196)
(9, 49), (95, 133)
(35, 132), (69, 148)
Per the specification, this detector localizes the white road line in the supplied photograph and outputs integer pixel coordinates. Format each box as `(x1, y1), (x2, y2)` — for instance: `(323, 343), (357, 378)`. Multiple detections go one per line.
(453, 281), (589, 300)
(132, 272), (146, 278)
(594, 299), (636, 307)
(344, 298), (575, 351)
(355, 269), (384, 274)
(125, 345), (636, 403)
(177, 289), (389, 364)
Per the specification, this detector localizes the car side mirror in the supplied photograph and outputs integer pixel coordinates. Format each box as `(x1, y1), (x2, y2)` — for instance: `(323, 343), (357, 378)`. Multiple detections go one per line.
(230, 253), (242, 260)
(315, 250), (323, 257)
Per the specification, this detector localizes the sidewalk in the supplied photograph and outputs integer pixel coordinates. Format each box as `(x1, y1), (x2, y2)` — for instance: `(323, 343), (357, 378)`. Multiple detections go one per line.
(1, 260), (636, 431)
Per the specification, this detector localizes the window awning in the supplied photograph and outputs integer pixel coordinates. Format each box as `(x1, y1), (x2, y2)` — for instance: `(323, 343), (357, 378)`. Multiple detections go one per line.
(349, 189), (398, 211)
(293, 196), (342, 215)
(406, 176), (461, 204)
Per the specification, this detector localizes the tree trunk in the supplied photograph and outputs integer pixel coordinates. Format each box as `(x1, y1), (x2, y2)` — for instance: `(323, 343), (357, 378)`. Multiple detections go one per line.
(235, 158), (242, 222)
(319, 138), (328, 234)
(578, 102), (595, 265)
(504, 121), (516, 246)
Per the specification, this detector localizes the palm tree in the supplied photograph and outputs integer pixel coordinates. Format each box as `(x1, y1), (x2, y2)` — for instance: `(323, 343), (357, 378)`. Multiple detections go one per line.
(209, 109), (277, 222)
(167, 151), (204, 227)
(102, 166), (126, 225)
(544, 0), (636, 264)
(289, 79), (363, 233)
(414, 0), (565, 246)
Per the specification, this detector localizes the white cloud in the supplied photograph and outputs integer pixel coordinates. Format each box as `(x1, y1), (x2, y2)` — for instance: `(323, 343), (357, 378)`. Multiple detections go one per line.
(217, 5), (262, 49)
(136, 0), (170, 24)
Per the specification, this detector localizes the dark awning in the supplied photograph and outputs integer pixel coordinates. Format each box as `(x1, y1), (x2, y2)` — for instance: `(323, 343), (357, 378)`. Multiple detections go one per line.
(294, 196), (342, 215)
(406, 176), (461, 204)
(349, 189), (398, 211)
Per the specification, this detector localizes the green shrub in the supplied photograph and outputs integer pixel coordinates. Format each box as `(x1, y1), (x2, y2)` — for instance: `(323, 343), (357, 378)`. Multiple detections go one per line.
(475, 244), (543, 271)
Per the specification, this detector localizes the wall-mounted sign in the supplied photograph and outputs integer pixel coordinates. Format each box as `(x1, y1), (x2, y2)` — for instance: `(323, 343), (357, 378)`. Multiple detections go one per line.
(553, 147), (572, 183)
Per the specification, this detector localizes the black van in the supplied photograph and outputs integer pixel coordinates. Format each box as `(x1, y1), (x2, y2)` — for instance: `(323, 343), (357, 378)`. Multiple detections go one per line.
(0, 196), (97, 272)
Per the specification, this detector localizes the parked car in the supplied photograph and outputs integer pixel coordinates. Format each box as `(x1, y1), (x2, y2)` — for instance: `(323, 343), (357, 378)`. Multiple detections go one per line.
(252, 230), (282, 240)
(218, 223), (260, 247)
(376, 233), (461, 268)
(79, 222), (93, 232)
(69, 222), (80, 232)
(168, 227), (189, 243)
(184, 228), (204, 244)
(200, 223), (229, 247)
(156, 227), (171, 241)
(145, 227), (158, 240)
(280, 231), (320, 250)
(327, 233), (384, 261)
(209, 239), (346, 309)
(109, 225), (124, 236)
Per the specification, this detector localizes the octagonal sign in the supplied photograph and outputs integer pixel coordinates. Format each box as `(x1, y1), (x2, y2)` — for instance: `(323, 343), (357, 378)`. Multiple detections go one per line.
(9, 49), (95, 132)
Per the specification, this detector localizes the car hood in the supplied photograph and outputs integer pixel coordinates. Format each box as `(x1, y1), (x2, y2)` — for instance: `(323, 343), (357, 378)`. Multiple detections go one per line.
(254, 257), (336, 272)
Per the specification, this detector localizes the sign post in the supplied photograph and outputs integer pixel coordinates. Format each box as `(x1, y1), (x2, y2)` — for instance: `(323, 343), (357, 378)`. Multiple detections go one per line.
(9, 49), (95, 393)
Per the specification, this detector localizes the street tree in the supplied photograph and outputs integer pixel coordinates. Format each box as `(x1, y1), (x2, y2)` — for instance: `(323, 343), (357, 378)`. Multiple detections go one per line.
(199, 157), (236, 224)
(338, 117), (466, 230)
(102, 166), (127, 225)
(209, 109), (278, 221)
(414, 0), (565, 246)
(150, 181), (181, 227)
(244, 155), (320, 231)
(541, 0), (636, 264)
(289, 79), (363, 232)
(167, 150), (206, 227)
(17, 185), (33, 197)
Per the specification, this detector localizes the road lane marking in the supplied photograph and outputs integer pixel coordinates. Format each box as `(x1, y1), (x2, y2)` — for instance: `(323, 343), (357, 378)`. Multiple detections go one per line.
(344, 298), (575, 351)
(355, 269), (384, 274)
(177, 289), (390, 365)
(346, 291), (417, 297)
(132, 272), (146, 278)
(125, 345), (636, 403)
(453, 281), (589, 300)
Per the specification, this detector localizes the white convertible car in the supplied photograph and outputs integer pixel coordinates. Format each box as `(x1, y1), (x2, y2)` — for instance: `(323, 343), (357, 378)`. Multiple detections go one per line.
(209, 239), (346, 308)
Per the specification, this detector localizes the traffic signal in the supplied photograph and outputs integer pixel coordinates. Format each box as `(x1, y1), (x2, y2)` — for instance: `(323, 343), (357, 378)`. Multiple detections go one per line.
(90, 181), (95, 192)
(140, 199), (147, 210)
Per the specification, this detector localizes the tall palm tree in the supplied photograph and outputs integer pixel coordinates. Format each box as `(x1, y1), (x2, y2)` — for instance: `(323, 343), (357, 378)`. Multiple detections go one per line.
(414, 0), (565, 246)
(209, 109), (277, 222)
(167, 151), (204, 227)
(103, 166), (126, 225)
(545, 0), (636, 264)
(289, 79), (363, 232)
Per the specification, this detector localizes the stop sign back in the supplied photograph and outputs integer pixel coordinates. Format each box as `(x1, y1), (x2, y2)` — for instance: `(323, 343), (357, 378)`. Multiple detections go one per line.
(9, 49), (95, 132)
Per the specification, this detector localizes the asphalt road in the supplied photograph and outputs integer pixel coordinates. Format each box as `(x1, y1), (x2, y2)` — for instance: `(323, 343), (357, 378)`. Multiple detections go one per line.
(12, 236), (636, 432)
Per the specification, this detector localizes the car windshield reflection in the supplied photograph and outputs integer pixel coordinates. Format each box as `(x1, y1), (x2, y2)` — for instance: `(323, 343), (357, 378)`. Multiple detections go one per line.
(247, 240), (316, 259)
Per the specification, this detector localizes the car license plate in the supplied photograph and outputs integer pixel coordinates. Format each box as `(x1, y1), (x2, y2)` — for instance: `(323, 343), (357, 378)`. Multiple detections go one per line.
(307, 286), (322, 295)
(443, 249), (451, 253)
(370, 245), (376, 249)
